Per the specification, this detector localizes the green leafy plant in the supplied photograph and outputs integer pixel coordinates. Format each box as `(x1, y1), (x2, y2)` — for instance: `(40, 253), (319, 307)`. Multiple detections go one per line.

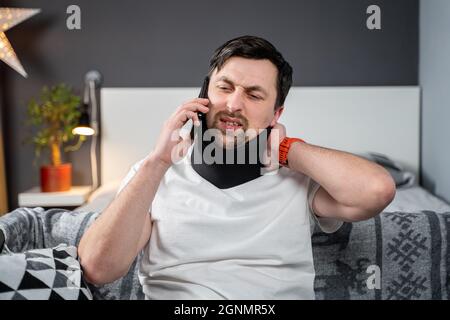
(24, 84), (86, 167)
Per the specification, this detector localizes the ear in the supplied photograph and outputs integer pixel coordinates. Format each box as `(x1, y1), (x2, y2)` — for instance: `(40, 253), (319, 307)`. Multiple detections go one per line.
(270, 106), (284, 127)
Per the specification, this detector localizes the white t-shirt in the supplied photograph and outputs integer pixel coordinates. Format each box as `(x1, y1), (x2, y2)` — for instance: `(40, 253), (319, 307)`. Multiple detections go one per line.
(117, 145), (342, 300)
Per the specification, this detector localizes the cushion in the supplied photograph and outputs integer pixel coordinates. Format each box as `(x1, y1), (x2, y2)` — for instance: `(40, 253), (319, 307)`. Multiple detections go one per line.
(0, 244), (92, 300)
(0, 207), (144, 300)
(359, 152), (416, 188)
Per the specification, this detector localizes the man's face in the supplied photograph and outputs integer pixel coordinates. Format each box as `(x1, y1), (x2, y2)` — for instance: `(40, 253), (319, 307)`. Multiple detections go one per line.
(205, 56), (284, 148)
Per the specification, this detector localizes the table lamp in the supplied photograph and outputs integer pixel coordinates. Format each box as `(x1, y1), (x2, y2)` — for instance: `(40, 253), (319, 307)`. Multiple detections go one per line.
(72, 70), (102, 191)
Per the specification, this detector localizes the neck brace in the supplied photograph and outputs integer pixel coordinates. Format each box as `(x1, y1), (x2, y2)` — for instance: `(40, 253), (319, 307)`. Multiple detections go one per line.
(190, 118), (272, 189)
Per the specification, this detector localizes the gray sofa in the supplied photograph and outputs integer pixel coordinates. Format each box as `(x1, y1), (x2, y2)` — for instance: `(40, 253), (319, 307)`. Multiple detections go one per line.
(1, 207), (449, 300)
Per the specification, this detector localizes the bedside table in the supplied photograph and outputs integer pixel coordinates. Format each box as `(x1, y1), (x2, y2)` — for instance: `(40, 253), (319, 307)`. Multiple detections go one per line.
(18, 186), (92, 209)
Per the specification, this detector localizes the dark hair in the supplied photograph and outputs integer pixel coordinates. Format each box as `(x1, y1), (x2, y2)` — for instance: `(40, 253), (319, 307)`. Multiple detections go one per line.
(208, 35), (293, 108)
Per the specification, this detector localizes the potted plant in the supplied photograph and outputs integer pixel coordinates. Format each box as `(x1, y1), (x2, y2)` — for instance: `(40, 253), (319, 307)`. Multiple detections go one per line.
(25, 84), (86, 192)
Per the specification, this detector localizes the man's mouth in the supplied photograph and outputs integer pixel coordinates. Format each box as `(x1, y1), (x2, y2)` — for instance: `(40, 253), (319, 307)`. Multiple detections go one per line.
(219, 117), (244, 130)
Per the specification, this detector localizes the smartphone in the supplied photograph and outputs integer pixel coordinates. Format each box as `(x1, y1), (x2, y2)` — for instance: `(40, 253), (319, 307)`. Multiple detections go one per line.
(198, 76), (209, 118)
(191, 76), (210, 140)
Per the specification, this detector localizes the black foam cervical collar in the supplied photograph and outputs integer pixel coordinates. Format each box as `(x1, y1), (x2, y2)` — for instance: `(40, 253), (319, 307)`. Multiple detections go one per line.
(190, 119), (271, 189)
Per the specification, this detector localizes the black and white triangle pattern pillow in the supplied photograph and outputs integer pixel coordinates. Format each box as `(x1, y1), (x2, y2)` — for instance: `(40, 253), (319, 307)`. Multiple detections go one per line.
(0, 244), (92, 300)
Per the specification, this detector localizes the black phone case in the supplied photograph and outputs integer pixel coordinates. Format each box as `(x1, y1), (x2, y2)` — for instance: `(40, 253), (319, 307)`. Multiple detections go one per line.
(191, 76), (209, 140)
(198, 76), (209, 117)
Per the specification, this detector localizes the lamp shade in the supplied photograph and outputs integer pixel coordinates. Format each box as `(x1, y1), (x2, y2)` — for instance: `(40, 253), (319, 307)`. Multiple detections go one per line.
(72, 103), (95, 136)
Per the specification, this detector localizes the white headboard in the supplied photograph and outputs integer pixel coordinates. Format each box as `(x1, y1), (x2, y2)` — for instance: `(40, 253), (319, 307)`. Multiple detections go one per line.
(100, 86), (420, 186)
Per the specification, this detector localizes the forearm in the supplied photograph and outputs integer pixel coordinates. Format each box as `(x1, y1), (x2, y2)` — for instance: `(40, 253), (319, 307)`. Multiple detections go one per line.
(287, 142), (395, 210)
(78, 153), (169, 284)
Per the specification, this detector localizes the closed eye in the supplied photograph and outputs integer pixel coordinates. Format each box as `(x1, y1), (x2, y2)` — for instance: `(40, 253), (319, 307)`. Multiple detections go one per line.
(218, 85), (232, 92)
(249, 94), (263, 100)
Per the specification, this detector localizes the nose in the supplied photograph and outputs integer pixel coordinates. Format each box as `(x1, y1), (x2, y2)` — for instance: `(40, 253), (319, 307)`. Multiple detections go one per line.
(226, 89), (245, 113)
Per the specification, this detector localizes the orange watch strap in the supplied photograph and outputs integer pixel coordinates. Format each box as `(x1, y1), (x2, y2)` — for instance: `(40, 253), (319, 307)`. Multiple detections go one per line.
(279, 137), (305, 167)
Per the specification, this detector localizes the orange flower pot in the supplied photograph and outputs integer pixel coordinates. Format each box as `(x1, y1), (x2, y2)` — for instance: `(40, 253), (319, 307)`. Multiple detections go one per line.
(40, 163), (72, 192)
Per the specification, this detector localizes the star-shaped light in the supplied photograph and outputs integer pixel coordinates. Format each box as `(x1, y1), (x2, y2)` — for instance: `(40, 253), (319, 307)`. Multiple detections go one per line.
(0, 7), (40, 77)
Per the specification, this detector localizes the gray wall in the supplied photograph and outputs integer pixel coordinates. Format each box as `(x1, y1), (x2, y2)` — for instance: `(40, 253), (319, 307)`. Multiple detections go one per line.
(420, 0), (450, 203)
(2, 0), (418, 209)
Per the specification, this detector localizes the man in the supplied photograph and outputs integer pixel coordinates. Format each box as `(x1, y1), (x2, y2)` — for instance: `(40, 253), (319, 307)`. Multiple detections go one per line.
(78, 36), (396, 299)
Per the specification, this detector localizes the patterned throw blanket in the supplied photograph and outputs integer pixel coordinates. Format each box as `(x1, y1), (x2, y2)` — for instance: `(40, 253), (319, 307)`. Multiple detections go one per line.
(312, 210), (450, 299)
(1, 207), (449, 300)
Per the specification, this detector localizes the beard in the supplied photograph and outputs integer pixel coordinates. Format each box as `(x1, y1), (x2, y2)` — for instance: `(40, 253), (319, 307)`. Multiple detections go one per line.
(210, 110), (250, 149)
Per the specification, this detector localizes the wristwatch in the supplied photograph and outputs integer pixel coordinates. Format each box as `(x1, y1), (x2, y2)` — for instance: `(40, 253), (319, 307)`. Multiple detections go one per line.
(279, 137), (305, 167)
